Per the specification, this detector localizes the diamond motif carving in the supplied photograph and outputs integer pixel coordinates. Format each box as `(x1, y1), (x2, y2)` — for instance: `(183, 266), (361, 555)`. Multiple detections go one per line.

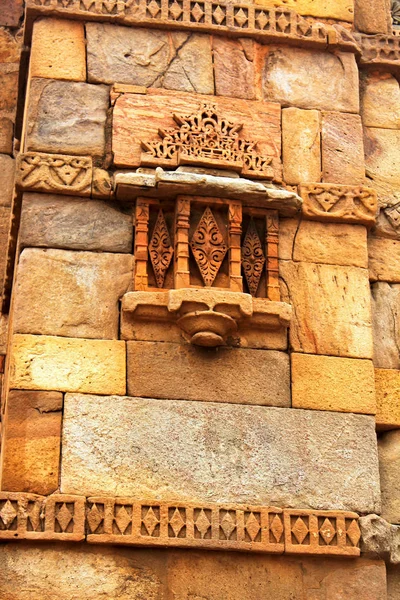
(56, 503), (73, 532)
(220, 511), (236, 540)
(142, 506), (160, 536)
(244, 512), (261, 541)
(169, 508), (186, 537)
(346, 519), (361, 547)
(0, 500), (17, 528)
(190, 206), (228, 286)
(195, 509), (212, 538)
(292, 517), (309, 544)
(149, 210), (174, 288)
(319, 518), (336, 545)
(114, 505), (132, 535)
(241, 219), (265, 296)
(270, 514), (284, 543)
(86, 503), (104, 534)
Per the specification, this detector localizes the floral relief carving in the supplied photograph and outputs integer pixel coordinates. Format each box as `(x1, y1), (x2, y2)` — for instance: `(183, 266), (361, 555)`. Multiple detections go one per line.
(190, 206), (228, 286)
(149, 210), (174, 288)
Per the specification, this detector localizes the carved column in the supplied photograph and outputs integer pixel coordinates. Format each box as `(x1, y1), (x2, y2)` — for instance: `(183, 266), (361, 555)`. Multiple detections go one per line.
(134, 198), (150, 291)
(265, 211), (280, 301)
(228, 201), (243, 292)
(174, 196), (191, 289)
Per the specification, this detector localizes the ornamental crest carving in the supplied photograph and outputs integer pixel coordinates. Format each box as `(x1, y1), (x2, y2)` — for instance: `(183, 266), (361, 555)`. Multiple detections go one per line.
(140, 103), (274, 179)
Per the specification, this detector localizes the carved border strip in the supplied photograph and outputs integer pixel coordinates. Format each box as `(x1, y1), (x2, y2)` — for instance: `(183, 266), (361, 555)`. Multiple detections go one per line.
(26, 0), (359, 52)
(0, 492), (360, 556)
(355, 33), (400, 70)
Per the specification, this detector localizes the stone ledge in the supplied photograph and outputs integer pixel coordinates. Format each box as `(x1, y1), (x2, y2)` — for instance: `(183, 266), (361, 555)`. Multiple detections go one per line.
(0, 491), (361, 557)
(355, 33), (400, 72)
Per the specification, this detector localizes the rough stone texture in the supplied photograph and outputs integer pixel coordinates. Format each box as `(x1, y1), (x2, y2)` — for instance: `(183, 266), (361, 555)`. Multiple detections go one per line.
(19, 193), (133, 253)
(379, 430), (400, 524)
(280, 261), (373, 359)
(0, 0), (23, 26)
(292, 353), (376, 414)
(1, 390), (63, 494)
(369, 237), (400, 283)
(0, 116), (13, 154)
(213, 37), (254, 100)
(30, 18), (86, 82)
(0, 154), (15, 206)
(361, 73), (400, 130)
(282, 107), (321, 185)
(127, 341), (290, 406)
(279, 219), (368, 268)
(61, 393), (380, 512)
(371, 282), (400, 369)
(360, 514), (400, 564)
(388, 565), (400, 599)
(364, 128), (400, 194)
(13, 249), (133, 339)
(375, 368), (400, 430)
(0, 543), (387, 600)
(0, 206), (11, 295)
(261, 46), (359, 113)
(322, 112), (365, 185)
(10, 334), (126, 395)
(86, 23), (213, 94)
(254, 0), (354, 21)
(26, 79), (109, 156)
(355, 0), (391, 33)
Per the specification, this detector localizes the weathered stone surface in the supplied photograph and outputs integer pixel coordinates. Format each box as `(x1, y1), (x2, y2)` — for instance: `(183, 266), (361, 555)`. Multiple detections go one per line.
(0, 206), (11, 295)
(0, 28), (20, 63)
(279, 219), (368, 267)
(355, 0), (391, 33)
(360, 514), (400, 563)
(26, 79), (109, 156)
(292, 353), (376, 414)
(0, 116), (13, 154)
(0, 543), (387, 600)
(388, 564), (400, 599)
(375, 368), (400, 429)
(10, 334), (126, 395)
(1, 390), (63, 494)
(0, 153), (15, 206)
(213, 37), (255, 100)
(113, 89), (282, 180)
(30, 18), (86, 81)
(254, 0), (354, 21)
(365, 128), (400, 191)
(87, 23), (213, 94)
(13, 249), (133, 339)
(0, 0), (23, 26)
(282, 107), (321, 185)
(280, 261), (373, 359)
(361, 73), (400, 130)
(127, 341), (290, 406)
(0, 65), (19, 114)
(19, 193), (133, 253)
(379, 430), (400, 524)
(371, 282), (400, 369)
(261, 46), (359, 113)
(369, 237), (400, 282)
(61, 393), (380, 512)
(322, 112), (365, 185)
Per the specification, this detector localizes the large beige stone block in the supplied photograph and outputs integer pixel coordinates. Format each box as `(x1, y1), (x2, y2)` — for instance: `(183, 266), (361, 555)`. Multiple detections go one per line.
(282, 107), (321, 185)
(261, 46), (359, 113)
(0, 543), (387, 600)
(86, 23), (213, 94)
(26, 79), (109, 156)
(213, 37), (255, 100)
(127, 341), (290, 406)
(322, 112), (365, 185)
(354, 0), (391, 33)
(292, 353), (375, 414)
(254, 0), (354, 21)
(361, 73), (400, 129)
(371, 282), (400, 369)
(375, 368), (400, 429)
(13, 249), (133, 339)
(280, 261), (373, 359)
(379, 430), (400, 524)
(365, 127), (400, 188)
(10, 334), (126, 395)
(19, 193), (133, 253)
(0, 116), (13, 154)
(1, 390), (63, 494)
(61, 393), (380, 512)
(369, 237), (400, 283)
(30, 18), (86, 81)
(279, 219), (368, 268)
(388, 564), (400, 600)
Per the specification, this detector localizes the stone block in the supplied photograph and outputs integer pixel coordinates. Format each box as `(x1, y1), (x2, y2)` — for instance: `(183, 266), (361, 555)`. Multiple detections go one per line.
(61, 393), (380, 512)
(0, 154), (15, 207)
(10, 334), (126, 395)
(112, 88), (282, 180)
(365, 127), (400, 188)
(369, 237), (400, 283)
(0, 206), (11, 292)
(0, 66), (19, 115)
(254, 0), (354, 21)
(13, 248), (133, 339)
(1, 390), (63, 494)
(26, 79), (109, 156)
(0, 116), (13, 154)
(371, 282), (400, 369)
(126, 341), (290, 406)
(0, 0), (23, 26)
(282, 107), (321, 185)
(30, 18), (86, 81)
(0, 28), (20, 63)
(361, 73), (400, 129)
(375, 368), (400, 429)
(388, 565), (400, 600)
(87, 23), (213, 94)
(379, 430), (400, 524)
(213, 37), (255, 100)
(279, 219), (368, 267)
(19, 193), (133, 253)
(291, 353), (376, 414)
(354, 0), (391, 33)
(322, 112), (365, 185)
(261, 46), (359, 113)
(280, 261), (373, 359)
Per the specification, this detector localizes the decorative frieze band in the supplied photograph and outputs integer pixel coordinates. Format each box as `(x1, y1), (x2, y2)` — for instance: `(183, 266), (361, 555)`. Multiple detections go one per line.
(26, 0), (359, 53)
(0, 492), (361, 557)
(355, 33), (400, 71)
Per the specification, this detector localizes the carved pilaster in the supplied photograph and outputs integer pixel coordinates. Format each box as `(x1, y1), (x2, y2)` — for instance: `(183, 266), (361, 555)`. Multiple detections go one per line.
(228, 201), (243, 292)
(266, 211), (280, 302)
(134, 198), (150, 291)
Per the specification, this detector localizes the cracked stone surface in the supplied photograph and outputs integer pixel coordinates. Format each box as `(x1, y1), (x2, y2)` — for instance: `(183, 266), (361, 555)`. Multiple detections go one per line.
(360, 514), (400, 564)
(213, 37), (255, 99)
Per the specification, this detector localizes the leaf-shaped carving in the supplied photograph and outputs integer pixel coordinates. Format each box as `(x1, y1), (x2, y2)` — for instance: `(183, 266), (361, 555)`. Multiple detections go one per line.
(241, 219), (265, 296)
(149, 210), (173, 288)
(190, 207), (227, 287)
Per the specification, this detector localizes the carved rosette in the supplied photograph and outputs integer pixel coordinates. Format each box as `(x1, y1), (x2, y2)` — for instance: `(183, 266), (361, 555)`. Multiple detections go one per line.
(149, 210), (173, 288)
(190, 206), (228, 287)
(241, 219), (266, 296)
